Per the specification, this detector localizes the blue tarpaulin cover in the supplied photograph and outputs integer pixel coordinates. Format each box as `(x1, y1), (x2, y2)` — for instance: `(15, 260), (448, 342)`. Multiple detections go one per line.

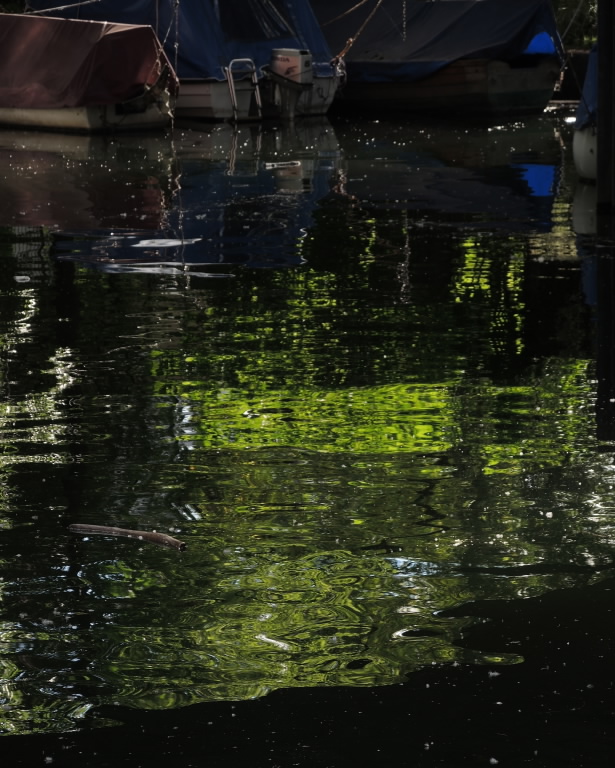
(310, 0), (563, 83)
(27, 0), (333, 80)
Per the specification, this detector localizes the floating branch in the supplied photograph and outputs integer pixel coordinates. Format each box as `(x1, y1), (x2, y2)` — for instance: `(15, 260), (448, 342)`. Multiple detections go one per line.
(68, 523), (186, 551)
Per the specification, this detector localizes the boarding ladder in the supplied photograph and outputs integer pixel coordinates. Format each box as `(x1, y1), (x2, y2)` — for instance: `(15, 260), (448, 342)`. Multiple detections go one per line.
(224, 58), (262, 122)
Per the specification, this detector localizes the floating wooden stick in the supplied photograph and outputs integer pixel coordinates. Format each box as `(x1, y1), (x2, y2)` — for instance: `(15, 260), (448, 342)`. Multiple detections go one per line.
(68, 523), (186, 551)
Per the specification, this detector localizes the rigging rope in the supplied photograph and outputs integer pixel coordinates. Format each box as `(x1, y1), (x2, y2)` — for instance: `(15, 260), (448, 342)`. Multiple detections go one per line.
(322, 0), (373, 27)
(555, 0), (592, 108)
(560, 0), (587, 42)
(330, 0), (387, 63)
(26, 0), (101, 14)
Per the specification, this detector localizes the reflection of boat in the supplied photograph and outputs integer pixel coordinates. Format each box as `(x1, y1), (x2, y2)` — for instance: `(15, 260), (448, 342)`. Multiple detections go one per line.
(572, 45), (597, 182)
(0, 13), (176, 132)
(311, 0), (563, 116)
(28, 0), (339, 122)
(572, 181), (596, 235)
(40, 119), (341, 273)
(332, 116), (562, 231)
(0, 131), (176, 229)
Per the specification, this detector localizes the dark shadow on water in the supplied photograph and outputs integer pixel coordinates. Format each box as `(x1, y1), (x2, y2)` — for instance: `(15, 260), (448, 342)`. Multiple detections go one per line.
(8, 577), (614, 767)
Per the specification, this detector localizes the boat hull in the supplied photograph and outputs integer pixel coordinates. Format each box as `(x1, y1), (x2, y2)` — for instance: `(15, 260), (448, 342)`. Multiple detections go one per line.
(0, 99), (172, 133)
(176, 76), (338, 121)
(176, 79), (257, 121)
(0, 13), (177, 133)
(334, 56), (560, 116)
(573, 125), (597, 182)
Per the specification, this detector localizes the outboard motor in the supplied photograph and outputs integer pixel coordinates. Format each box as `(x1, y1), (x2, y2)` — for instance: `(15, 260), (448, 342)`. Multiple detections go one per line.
(264, 48), (314, 119)
(270, 49), (314, 86)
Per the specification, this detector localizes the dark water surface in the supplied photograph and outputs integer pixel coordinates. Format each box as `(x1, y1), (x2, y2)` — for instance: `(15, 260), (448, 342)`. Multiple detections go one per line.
(0, 112), (613, 766)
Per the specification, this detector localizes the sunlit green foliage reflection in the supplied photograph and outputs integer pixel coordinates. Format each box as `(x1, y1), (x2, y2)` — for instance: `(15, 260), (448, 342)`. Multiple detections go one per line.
(0, 115), (613, 735)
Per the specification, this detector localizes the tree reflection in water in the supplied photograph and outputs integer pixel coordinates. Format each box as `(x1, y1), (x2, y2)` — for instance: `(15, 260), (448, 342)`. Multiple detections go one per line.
(0, 112), (611, 768)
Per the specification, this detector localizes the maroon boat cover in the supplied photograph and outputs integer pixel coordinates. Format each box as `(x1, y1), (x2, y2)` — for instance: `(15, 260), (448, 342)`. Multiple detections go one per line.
(0, 13), (177, 108)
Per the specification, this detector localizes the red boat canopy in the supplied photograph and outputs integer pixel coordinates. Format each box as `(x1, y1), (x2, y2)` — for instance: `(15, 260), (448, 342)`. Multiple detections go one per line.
(0, 13), (177, 109)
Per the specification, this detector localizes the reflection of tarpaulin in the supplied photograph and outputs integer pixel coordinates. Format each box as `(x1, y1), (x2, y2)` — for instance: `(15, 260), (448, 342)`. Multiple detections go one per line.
(344, 162), (559, 232)
(17, 119), (341, 272)
(0, 132), (175, 229)
(0, 14), (177, 108)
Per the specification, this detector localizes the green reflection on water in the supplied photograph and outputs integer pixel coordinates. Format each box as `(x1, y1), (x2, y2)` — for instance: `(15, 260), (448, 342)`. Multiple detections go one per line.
(0, 116), (614, 735)
(171, 382), (455, 453)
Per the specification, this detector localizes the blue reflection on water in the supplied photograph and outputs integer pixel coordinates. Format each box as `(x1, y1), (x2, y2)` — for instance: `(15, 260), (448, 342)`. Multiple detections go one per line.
(511, 163), (557, 197)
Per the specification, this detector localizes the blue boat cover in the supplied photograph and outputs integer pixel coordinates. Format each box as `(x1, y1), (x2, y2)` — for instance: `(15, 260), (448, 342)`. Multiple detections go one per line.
(575, 45), (597, 130)
(27, 0), (333, 80)
(310, 0), (563, 83)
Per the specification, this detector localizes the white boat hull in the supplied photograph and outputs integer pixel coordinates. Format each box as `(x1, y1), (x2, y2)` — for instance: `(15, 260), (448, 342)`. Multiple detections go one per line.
(573, 124), (597, 181)
(177, 79), (256, 121)
(0, 102), (172, 132)
(175, 75), (338, 121)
